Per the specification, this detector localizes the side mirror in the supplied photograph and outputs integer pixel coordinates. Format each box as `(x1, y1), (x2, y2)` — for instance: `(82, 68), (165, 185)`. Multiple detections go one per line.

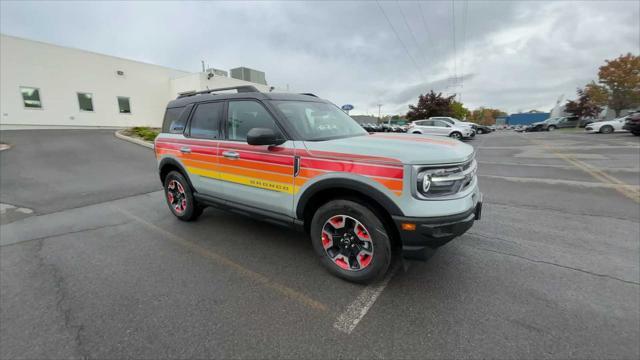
(246, 128), (285, 146)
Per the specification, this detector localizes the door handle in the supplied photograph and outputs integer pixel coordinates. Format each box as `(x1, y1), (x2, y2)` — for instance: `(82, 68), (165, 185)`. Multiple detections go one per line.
(180, 147), (191, 154)
(222, 151), (240, 159)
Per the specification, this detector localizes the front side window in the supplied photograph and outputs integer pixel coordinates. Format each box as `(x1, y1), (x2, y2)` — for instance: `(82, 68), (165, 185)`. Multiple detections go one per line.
(271, 101), (367, 141)
(227, 101), (282, 141)
(117, 97), (131, 114)
(21, 87), (42, 108)
(77, 92), (94, 112)
(434, 120), (450, 127)
(190, 102), (223, 139)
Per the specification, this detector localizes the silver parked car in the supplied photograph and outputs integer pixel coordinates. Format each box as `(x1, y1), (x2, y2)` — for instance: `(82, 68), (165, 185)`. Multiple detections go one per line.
(407, 119), (474, 140)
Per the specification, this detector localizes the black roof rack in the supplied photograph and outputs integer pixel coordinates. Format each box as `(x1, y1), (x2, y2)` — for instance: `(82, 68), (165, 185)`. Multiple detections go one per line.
(300, 93), (318, 97)
(177, 85), (260, 99)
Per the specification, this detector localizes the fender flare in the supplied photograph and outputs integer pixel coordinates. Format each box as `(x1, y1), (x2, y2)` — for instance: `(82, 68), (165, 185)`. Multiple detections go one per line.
(158, 158), (195, 189)
(295, 177), (404, 219)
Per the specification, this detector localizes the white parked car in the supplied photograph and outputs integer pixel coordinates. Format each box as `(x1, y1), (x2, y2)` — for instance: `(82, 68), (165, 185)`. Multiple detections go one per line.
(429, 117), (476, 137)
(407, 119), (473, 140)
(585, 117), (628, 134)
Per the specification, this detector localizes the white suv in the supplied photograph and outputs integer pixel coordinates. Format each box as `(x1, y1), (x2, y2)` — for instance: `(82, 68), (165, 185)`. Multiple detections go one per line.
(429, 117), (476, 137)
(408, 119), (473, 140)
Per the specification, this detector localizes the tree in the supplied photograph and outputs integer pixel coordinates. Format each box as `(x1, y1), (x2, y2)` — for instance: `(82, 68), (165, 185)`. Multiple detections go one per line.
(468, 107), (507, 125)
(598, 53), (640, 116)
(564, 87), (602, 120)
(584, 81), (609, 107)
(406, 91), (455, 120)
(450, 101), (470, 120)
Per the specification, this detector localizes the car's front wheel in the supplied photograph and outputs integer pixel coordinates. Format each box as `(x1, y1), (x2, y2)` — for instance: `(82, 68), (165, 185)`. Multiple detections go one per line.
(310, 200), (391, 283)
(600, 125), (614, 134)
(547, 125), (556, 131)
(163, 171), (203, 221)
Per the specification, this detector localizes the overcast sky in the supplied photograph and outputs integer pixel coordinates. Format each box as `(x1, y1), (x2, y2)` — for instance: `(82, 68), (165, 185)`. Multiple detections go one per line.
(1, 1), (638, 115)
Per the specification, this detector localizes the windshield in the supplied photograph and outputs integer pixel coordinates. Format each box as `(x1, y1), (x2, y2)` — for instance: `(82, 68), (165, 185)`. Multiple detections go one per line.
(272, 101), (368, 141)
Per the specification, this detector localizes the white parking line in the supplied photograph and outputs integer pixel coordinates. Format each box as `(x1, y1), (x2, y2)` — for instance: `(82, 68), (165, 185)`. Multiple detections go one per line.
(333, 263), (403, 334)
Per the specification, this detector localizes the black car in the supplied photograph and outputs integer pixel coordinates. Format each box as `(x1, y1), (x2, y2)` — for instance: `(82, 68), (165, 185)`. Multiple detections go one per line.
(474, 124), (493, 134)
(622, 112), (640, 135)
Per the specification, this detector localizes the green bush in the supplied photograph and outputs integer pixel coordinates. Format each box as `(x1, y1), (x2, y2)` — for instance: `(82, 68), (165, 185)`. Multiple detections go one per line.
(131, 127), (159, 142)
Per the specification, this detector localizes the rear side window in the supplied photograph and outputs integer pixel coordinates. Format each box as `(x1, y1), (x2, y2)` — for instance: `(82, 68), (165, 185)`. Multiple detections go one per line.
(162, 107), (186, 133)
(189, 102), (223, 139)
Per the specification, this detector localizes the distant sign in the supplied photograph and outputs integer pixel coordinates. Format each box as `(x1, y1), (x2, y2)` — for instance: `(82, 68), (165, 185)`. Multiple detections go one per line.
(341, 104), (354, 111)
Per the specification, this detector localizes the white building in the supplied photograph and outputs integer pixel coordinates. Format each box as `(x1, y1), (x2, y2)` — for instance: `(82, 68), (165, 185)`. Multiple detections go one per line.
(0, 34), (271, 129)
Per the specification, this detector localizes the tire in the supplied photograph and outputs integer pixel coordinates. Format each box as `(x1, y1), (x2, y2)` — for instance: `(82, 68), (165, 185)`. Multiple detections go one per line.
(547, 125), (556, 131)
(477, 129), (485, 134)
(411, 131), (422, 134)
(449, 132), (463, 140)
(633, 132), (640, 136)
(600, 125), (614, 134)
(310, 200), (391, 283)
(163, 171), (203, 221)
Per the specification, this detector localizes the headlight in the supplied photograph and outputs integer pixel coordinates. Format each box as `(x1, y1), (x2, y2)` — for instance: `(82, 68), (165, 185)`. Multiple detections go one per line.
(415, 158), (477, 198)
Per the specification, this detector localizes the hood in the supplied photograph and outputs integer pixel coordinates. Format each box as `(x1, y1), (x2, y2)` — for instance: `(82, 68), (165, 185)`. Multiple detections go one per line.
(302, 133), (474, 165)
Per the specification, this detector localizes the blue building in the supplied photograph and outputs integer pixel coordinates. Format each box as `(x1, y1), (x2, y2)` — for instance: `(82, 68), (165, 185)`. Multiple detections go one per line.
(505, 112), (550, 125)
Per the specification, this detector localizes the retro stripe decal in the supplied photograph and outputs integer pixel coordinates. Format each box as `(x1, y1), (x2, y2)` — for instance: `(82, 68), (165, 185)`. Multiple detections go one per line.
(155, 140), (404, 196)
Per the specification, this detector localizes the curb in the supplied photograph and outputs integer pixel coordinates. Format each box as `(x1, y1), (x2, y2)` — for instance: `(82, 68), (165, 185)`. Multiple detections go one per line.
(114, 130), (154, 150)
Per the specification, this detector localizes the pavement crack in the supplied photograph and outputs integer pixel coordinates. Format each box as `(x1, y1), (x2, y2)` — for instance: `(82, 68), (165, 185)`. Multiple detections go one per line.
(34, 240), (88, 359)
(1, 221), (131, 248)
(463, 238), (639, 286)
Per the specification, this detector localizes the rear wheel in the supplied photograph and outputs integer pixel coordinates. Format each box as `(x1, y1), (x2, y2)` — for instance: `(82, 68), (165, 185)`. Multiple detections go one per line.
(310, 200), (391, 283)
(600, 125), (614, 134)
(163, 171), (203, 221)
(547, 125), (556, 131)
(449, 132), (463, 140)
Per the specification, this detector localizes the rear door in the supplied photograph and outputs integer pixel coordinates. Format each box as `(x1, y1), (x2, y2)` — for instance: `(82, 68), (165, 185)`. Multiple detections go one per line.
(181, 101), (225, 196)
(217, 100), (295, 216)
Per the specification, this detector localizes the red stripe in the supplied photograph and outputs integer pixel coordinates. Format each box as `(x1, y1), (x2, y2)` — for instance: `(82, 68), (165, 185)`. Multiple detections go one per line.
(300, 158), (403, 179)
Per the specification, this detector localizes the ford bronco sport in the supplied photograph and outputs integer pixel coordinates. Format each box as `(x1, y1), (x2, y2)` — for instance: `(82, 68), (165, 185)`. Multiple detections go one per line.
(155, 86), (482, 283)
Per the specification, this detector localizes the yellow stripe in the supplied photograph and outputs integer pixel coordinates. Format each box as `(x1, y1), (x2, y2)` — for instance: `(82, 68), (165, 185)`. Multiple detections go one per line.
(187, 166), (295, 195)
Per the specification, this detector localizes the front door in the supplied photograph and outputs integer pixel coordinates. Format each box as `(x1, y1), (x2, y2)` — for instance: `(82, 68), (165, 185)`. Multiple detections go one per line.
(432, 120), (453, 136)
(217, 100), (295, 217)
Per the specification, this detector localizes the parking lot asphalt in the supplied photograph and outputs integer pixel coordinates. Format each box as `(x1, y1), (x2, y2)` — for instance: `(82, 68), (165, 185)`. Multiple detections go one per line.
(1, 129), (639, 359)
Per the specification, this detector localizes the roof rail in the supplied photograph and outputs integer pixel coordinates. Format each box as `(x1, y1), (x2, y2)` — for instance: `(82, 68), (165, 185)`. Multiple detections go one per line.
(300, 93), (318, 97)
(177, 85), (260, 99)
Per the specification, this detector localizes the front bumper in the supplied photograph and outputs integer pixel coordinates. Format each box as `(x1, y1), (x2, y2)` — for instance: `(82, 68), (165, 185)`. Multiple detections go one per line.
(393, 195), (482, 257)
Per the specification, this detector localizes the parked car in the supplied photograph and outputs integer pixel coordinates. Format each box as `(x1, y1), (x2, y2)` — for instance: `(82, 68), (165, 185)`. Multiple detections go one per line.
(407, 119), (474, 140)
(155, 86), (482, 283)
(474, 124), (493, 134)
(526, 116), (578, 131)
(428, 117), (476, 137)
(622, 112), (640, 135)
(585, 116), (629, 134)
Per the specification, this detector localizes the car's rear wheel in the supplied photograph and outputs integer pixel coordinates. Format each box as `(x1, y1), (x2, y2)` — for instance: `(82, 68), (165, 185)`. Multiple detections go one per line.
(547, 125), (556, 131)
(600, 125), (614, 134)
(310, 200), (391, 283)
(449, 132), (463, 140)
(164, 171), (203, 221)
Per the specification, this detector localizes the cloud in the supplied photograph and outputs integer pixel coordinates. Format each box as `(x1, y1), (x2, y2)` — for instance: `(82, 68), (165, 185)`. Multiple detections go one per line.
(1, 0), (638, 116)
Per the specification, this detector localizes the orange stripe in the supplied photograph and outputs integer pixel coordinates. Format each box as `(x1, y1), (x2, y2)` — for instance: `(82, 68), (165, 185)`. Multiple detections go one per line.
(298, 168), (327, 178)
(217, 164), (293, 184)
(183, 159), (217, 172)
(371, 177), (403, 191)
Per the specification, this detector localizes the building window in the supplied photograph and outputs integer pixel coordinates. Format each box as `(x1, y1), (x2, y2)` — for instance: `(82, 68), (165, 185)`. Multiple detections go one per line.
(77, 92), (94, 112)
(20, 87), (42, 109)
(117, 97), (131, 114)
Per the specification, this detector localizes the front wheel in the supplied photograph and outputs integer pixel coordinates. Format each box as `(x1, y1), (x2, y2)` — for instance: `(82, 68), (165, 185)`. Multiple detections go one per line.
(449, 132), (463, 140)
(164, 171), (203, 221)
(600, 125), (614, 134)
(310, 200), (391, 283)
(547, 125), (556, 131)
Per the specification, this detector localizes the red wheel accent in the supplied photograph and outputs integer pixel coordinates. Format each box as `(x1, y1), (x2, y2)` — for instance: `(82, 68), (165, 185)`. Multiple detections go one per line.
(322, 215), (374, 271)
(167, 179), (187, 214)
